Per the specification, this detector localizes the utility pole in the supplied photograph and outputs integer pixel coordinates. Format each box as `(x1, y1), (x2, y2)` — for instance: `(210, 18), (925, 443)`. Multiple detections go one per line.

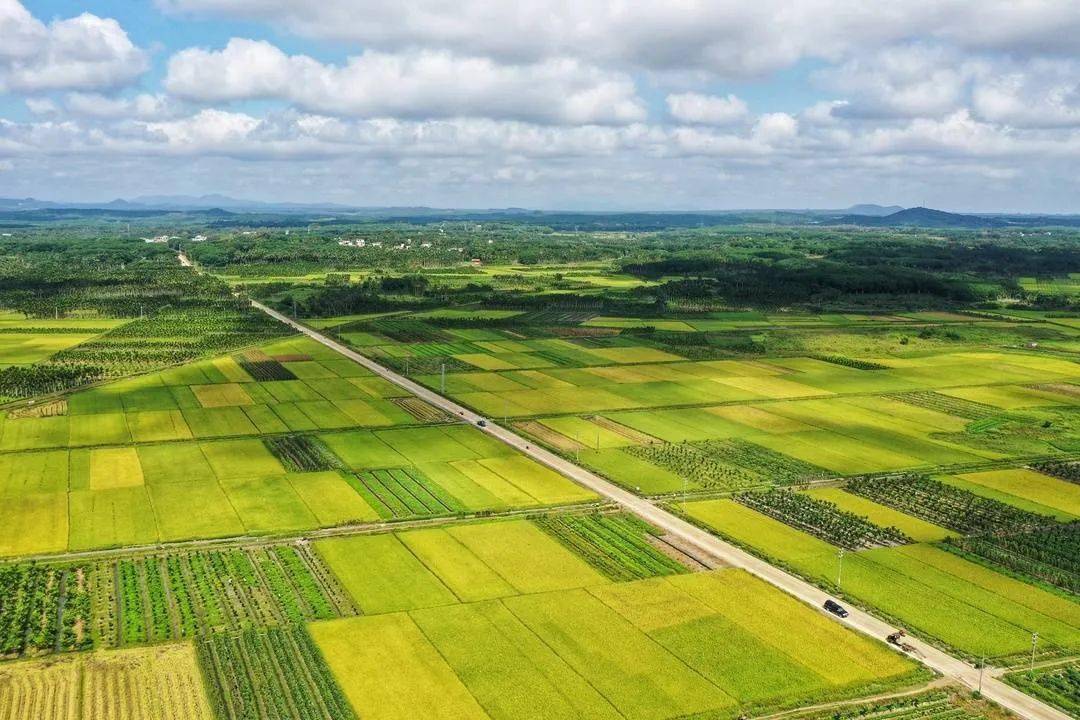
(1030, 632), (1038, 677)
(440, 363), (446, 394)
(978, 657), (985, 695)
(837, 548), (845, 589)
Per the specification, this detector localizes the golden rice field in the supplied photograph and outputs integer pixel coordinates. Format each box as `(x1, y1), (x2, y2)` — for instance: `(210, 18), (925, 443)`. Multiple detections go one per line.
(0, 644), (212, 720)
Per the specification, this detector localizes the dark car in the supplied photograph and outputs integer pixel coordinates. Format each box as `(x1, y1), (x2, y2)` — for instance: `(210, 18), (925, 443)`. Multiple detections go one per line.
(824, 599), (849, 618)
(476, 419), (487, 427)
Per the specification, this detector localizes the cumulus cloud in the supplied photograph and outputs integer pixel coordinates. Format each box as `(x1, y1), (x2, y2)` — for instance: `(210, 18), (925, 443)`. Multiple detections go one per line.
(165, 39), (645, 125)
(972, 61), (1080, 128)
(858, 110), (1020, 158)
(752, 113), (799, 144)
(667, 93), (748, 125)
(2, 0), (1080, 210)
(158, 0), (1080, 76)
(0, 0), (147, 92)
(818, 44), (974, 119)
(65, 93), (184, 120)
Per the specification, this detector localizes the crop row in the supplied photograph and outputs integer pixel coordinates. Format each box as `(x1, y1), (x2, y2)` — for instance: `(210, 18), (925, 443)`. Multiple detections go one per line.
(0, 563), (92, 658)
(1003, 662), (1079, 718)
(197, 626), (356, 720)
(1029, 460), (1080, 484)
(376, 352), (474, 375)
(1, 302), (285, 400)
(391, 397), (453, 423)
(264, 435), (344, 472)
(535, 513), (688, 581)
(90, 545), (354, 648)
(349, 467), (463, 519)
(737, 489), (911, 549)
(367, 319), (451, 343)
(810, 354), (889, 370)
(845, 474), (1054, 535)
(946, 522), (1080, 594)
(790, 689), (992, 720)
(696, 438), (830, 485)
(627, 442), (760, 491)
(891, 391), (999, 420)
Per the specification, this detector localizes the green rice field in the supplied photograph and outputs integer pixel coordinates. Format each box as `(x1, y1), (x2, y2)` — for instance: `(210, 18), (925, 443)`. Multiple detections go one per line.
(0, 336), (599, 557)
(309, 518), (922, 720)
(681, 498), (1080, 660)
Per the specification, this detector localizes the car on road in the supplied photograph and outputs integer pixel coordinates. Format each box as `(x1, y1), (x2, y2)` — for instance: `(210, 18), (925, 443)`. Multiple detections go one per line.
(476, 419), (487, 427)
(823, 599), (849, 618)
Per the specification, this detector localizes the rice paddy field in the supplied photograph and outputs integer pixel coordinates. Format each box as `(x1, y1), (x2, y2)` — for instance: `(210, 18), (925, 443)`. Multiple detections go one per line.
(0, 334), (599, 557)
(0, 312), (129, 370)
(0, 513), (927, 720)
(5, 254), (1080, 720)
(321, 308), (1080, 497)
(308, 302), (1080, 677)
(0, 643), (214, 720)
(308, 518), (923, 720)
(680, 497), (1080, 662)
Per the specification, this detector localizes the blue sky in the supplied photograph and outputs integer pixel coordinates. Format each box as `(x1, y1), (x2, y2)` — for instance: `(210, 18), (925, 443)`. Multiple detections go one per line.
(2, 1), (1080, 211)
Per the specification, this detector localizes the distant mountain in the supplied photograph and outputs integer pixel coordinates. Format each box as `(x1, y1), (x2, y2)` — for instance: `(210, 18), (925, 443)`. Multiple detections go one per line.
(0, 197), (59, 210)
(843, 204), (905, 217)
(2, 197), (1080, 229)
(127, 195), (360, 212)
(836, 206), (1008, 228)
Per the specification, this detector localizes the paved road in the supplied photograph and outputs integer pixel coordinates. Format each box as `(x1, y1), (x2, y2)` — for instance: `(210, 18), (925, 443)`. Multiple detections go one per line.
(251, 299), (1067, 720)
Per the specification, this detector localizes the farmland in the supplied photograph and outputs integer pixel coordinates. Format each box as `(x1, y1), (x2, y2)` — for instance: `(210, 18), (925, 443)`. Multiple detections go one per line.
(1003, 661), (1080, 717)
(305, 305), (1080, 503)
(679, 498), (1080, 661)
(0, 333), (600, 557)
(3, 223), (1080, 720)
(309, 551), (924, 720)
(0, 643), (214, 720)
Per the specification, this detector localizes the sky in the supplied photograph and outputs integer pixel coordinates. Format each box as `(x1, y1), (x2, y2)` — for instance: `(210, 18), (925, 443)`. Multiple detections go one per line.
(1, 1), (1080, 211)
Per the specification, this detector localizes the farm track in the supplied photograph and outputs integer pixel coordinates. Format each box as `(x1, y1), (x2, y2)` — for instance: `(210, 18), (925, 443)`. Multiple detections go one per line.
(251, 298), (1073, 720)
(8, 500), (610, 565)
(751, 678), (955, 720)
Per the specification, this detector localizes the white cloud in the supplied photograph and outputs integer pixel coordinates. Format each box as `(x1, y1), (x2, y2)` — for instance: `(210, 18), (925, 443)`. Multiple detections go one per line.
(818, 44), (973, 119)
(0, 0), (147, 92)
(3, 0), (1080, 211)
(4, 105), (1080, 211)
(667, 93), (748, 125)
(857, 110), (1020, 158)
(165, 39), (645, 125)
(65, 93), (183, 120)
(752, 113), (799, 144)
(157, 0), (1080, 76)
(972, 61), (1080, 128)
(24, 97), (58, 115)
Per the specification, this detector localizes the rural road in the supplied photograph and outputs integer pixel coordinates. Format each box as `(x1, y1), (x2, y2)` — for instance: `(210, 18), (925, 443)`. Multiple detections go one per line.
(251, 298), (1068, 720)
